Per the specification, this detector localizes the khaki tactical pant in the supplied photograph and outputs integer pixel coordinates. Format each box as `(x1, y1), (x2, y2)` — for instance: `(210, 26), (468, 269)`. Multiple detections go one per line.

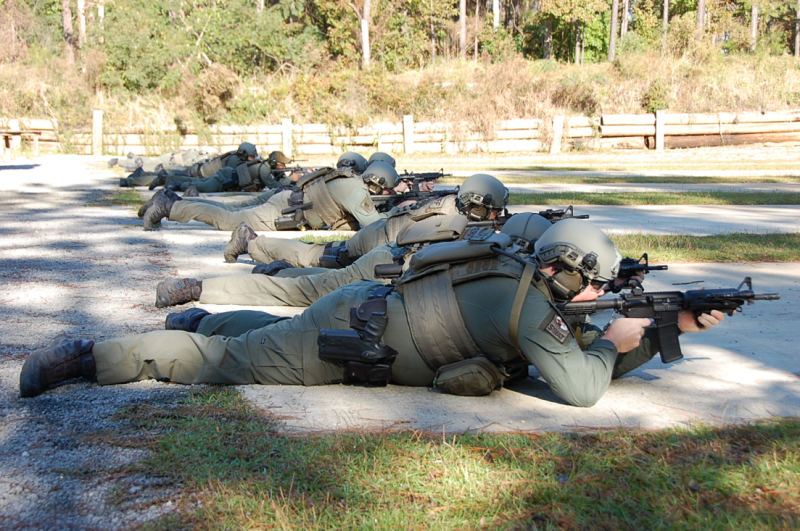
(247, 217), (395, 267)
(200, 245), (395, 307)
(182, 191), (276, 212)
(92, 281), (434, 387)
(168, 190), (292, 231)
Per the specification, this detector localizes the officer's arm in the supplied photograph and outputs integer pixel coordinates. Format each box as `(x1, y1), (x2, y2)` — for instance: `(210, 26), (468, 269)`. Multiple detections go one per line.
(336, 179), (386, 227)
(518, 299), (619, 407)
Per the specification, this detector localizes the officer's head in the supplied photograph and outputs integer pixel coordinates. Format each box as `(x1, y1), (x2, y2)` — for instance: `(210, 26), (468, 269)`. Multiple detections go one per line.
(268, 151), (292, 169)
(337, 151), (368, 173)
(361, 161), (399, 194)
(237, 142), (258, 161)
(534, 219), (622, 301)
(368, 152), (396, 168)
(500, 213), (551, 247)
(457, 174), (509, 222)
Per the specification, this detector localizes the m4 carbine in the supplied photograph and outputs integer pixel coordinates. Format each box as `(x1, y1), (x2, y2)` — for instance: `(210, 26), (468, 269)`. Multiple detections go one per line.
(611, 253), (669, 292)
(557, 277), (780, 364)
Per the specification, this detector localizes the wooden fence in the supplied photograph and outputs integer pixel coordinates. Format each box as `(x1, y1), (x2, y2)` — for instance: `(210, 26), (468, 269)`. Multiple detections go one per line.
(3, 110), (800, 157)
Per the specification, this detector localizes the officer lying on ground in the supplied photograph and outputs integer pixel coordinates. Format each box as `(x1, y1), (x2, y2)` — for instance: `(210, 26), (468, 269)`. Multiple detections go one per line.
(140, 158), (398, 232)
(222, 173), (509, 269)
(152, 211), (546, 309)
(19, 219), (725, 406)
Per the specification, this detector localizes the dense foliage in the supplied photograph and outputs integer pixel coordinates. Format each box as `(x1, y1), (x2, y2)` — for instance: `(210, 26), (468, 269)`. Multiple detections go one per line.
(1, 0), (800, 128)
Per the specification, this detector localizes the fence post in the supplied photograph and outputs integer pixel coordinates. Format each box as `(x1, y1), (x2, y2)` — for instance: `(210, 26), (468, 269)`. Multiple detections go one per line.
(550, 115), (565, 154)
(655, 110), (665, 151)
(403, 115), (415, 154)
(9, 119), (21, 151)
(92, 110), (103, 155)
(281, 118), (293, 156)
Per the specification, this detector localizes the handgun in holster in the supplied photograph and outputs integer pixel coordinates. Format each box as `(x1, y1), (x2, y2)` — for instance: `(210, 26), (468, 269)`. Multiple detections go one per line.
(275, 190), (313, 230)
(318, 307), (397, 386)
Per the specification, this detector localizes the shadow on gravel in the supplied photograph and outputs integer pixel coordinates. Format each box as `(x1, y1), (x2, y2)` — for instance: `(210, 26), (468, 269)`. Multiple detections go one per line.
(0, 164), (40, 171)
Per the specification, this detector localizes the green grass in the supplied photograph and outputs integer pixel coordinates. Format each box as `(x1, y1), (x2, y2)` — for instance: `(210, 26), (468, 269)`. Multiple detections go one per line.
(612, 233), (800, 263)
(440, 175), (800, 185)
(508, 191), (800, 205)
(298, 234), (355, 244)
(295, 232), (800, 263)
(86, 189), (145, 209)
(115, 388), (800, 530)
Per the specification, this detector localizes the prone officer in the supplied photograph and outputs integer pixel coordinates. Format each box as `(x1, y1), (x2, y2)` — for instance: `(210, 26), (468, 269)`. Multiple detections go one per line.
(18, 219), (726, 406)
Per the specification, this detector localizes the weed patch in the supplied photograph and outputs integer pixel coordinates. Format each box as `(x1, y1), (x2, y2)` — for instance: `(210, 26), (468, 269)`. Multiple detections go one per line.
(611, 233), (800, 262)
(508, 191), (800, 205)
(116, 388), (800, 530)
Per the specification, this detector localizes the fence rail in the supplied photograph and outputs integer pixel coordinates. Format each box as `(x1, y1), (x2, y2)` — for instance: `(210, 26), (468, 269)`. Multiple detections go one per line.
(3, 110), (800, 157)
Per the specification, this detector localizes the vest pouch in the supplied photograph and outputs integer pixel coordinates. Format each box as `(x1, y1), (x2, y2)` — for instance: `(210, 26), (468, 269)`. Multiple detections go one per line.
(433, 357), (503, 396)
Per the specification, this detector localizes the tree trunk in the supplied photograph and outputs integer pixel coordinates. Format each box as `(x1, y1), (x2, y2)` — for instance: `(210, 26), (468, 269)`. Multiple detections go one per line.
(77, 0), (86, 48)
(620, 0), (629, 39)
(662, 0), (669, 54)
(257, 0), (264, 13)
(429, 0), (436, 61)
(696, 0), (705, 40)
(796, 0), (800, 57)
(543, 18), (552, 59)
(750, 5), (758, 52)
(609, 0), (619, 62)
(61, 0), (75, 64)
(361, 0), (371, 69)
(574, 20), (581, 64)
(459, 0), (466, 56)
(475, 0), (480, 60)
(493, 0), (500, 31)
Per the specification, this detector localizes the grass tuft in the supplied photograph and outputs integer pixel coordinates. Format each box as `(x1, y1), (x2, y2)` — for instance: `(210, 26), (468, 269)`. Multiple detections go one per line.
(508, 191), (800, 206)
(612, 233), (800, 263)
(110, 388), (800, 530)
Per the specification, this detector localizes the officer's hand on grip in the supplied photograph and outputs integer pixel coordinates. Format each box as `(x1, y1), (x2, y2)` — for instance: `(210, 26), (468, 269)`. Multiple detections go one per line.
(678, 309), (726, 333)
(601, 318), (652, 353)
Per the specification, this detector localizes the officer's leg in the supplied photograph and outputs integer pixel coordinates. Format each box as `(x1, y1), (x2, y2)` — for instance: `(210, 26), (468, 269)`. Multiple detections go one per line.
(182, 176), (224, 193)
(125, 171), (159, 187)
(168, 200), (279, 231)
(201, 247), (392, 307)
(275, 267), (329, 278)
(344, 220), (391, 258)
(248, 237), (326, 267)
(196, 310), (290, 337)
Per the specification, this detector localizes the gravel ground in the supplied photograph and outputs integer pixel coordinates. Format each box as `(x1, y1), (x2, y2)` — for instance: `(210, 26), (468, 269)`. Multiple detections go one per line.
(1, 150), (798, 529)
(0, 156), (204, 530)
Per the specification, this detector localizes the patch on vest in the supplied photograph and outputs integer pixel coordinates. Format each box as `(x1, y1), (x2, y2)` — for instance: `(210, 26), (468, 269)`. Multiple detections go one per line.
(464, 226), (495, 242)
(361, 197), (375, 214)
(540, 311), (571, 343)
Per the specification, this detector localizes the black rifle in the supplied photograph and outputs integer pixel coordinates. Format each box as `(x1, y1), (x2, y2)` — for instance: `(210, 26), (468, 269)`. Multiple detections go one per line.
(399, 169), (453, 192)
(611, 253), (669, 292)
(370, 189), (457, 205)
(537, 206), (589, 222)
(557, 277), (780, 364)
(271, 166), (313, 176)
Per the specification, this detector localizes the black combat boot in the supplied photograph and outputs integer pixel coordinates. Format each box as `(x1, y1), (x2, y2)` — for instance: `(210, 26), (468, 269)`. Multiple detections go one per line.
(138, 189), (167, 218)
(119, 178), (130, 187)
(148, 169), (168, 191)
(165, 308), (211, 332)
(19, 337), (96, 398)
(224, 223), (258, 263)
(155, 278), (203, 308)
(182, 186), (199, 197)
(142, 192), (177, 231)
(252, 260), (296, 276)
